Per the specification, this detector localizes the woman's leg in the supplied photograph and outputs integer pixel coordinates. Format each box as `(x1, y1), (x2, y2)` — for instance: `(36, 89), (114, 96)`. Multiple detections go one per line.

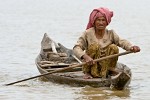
(99, 44), (119, 77)
(83, 43), (119, 78)
(82, 43), (101, 78)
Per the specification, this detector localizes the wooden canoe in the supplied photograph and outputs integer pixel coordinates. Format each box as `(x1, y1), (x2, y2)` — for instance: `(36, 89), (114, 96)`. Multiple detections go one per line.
(35, 33), (132, 90)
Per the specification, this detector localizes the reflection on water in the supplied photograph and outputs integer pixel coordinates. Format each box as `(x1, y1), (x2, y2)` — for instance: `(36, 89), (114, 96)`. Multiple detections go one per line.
(77, 86), (130, 100)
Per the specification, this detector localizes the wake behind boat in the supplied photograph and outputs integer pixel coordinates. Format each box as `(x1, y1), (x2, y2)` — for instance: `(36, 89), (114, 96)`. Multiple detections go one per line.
(35, 33), (132, 90)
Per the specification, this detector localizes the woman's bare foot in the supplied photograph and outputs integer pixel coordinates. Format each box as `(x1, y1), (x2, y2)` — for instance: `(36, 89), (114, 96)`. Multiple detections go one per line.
(83, 73), (93, 79)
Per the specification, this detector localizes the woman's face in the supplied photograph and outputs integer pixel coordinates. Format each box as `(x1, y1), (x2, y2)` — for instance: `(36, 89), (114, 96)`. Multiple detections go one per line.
(94, 16), (107, 30)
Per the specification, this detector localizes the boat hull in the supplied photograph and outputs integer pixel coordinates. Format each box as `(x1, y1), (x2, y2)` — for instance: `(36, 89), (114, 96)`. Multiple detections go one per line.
(35, 33), (131, 90)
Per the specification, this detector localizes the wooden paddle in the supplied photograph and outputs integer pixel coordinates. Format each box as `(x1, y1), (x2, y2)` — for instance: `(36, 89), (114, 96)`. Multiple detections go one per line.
(5, 51), (132, 86)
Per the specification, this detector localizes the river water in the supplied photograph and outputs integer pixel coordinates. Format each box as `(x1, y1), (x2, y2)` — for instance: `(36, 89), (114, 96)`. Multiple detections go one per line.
(0, 0), (150, 100)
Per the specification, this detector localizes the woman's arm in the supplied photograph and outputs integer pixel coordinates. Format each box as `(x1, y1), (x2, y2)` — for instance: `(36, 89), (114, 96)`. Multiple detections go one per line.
(112, 30), (140, 52)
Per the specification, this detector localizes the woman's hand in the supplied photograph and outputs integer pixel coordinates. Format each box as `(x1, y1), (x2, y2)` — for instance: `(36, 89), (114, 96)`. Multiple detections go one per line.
(130, 46), (141, 53)
(82, 54), (95, 65)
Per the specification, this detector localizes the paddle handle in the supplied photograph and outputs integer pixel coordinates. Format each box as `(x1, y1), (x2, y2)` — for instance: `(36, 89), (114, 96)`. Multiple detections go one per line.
(5, 51), (133, 86)
(94, 51), (132, 62)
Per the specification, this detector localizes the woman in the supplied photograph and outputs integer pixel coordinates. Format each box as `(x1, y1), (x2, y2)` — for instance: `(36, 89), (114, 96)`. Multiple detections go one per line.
(73, 7), (140, 79)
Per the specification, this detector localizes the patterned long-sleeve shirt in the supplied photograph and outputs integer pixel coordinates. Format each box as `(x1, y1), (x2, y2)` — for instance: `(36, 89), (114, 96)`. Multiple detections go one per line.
(73, 27), (133, 58)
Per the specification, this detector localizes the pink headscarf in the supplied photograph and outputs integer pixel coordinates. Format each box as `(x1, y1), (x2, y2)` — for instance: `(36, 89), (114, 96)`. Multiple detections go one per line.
(86, 7), (113, 30)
